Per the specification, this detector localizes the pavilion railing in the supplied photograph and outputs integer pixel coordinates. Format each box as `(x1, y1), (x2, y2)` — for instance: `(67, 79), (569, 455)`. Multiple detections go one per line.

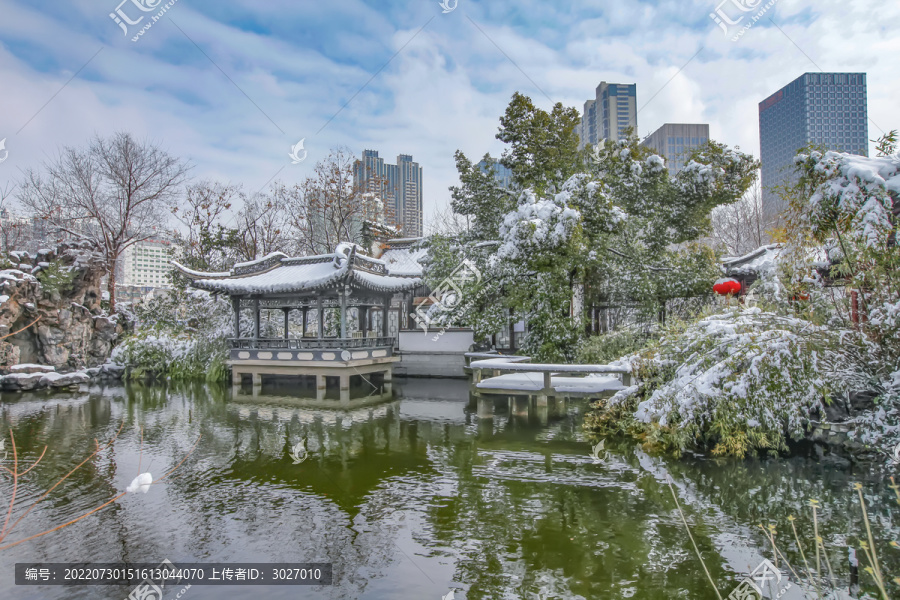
(230, 337), (396, 350)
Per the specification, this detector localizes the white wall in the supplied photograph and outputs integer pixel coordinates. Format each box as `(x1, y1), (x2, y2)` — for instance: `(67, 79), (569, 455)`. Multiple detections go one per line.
(399, 329), (473, 353)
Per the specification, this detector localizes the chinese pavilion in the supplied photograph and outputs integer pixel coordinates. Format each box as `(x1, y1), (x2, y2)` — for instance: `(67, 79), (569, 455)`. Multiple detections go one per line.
(174, 243), (422, 403)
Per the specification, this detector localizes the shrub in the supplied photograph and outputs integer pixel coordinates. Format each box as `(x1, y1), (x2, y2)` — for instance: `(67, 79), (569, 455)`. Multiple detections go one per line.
(576, 328), (654, 365)
(586, 306), (873, 457)
(112, 289), (232, 382)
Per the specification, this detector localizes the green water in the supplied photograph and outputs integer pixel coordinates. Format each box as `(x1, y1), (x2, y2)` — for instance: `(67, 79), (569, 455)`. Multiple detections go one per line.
(0, 379), (897, 599)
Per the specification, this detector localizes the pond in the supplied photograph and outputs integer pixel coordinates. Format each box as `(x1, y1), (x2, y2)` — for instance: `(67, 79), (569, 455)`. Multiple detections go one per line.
(0, 379), (897, 599)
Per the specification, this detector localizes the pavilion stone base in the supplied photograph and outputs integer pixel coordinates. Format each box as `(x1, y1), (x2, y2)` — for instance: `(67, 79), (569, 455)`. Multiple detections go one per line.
(230, 356), (397, 404)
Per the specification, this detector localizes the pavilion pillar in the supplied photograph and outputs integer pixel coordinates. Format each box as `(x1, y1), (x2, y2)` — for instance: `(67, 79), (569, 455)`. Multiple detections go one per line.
(339, 374), (350, 403)
(383, 368), (392, 395)
(382, 296), (390, 338)
(404, 293), (413, 331)
(302, 307), (308, 336)
(253, 299), (260, 340)
(282, 308), (290, 340)
(231, 297), (240, 339)
(358, 306), (367, 333)
(339, 290), (347, 339)
(317, 297), (324, 339)
(316, 374), (325, 401)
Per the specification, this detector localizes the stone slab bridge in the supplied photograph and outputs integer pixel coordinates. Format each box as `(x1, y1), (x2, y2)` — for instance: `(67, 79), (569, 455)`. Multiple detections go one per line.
(175, 243), (422, 403)
(465, 353), (634, 420)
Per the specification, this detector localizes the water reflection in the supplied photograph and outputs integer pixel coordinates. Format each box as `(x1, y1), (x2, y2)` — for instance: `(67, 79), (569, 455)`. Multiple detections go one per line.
(0, 381), (896, 599)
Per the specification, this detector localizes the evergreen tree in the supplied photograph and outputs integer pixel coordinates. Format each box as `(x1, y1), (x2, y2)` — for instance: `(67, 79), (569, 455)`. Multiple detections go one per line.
(435, 94), (758, 360)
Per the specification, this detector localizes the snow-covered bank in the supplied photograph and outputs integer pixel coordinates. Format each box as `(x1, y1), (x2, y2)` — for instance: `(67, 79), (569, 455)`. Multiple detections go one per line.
(0, 363), (124, 392)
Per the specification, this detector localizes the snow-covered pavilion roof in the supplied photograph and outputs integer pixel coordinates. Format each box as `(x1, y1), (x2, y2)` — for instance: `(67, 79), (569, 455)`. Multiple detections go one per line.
(722, 242), (837, 279)
(173, 243), (421, 296)
(722, 244), (783, 278)
(378, 238), (427, 277)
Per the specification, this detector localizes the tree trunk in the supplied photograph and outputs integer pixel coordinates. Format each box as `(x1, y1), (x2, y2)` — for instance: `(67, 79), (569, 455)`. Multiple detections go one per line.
(108, 252), (118, 313)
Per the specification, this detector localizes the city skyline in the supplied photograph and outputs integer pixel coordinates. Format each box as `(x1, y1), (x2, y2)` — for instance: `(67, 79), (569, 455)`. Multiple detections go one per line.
(0, 1), (897, 230)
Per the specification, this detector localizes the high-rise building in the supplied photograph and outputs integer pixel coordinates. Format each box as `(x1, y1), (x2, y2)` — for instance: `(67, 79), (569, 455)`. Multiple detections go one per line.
(122, 237), (177, 289)
(579, 82), (638, 149)
(759, 72), (868, 217)
(353, 150), (423, 237)
(476, 157), (513, 189)
(641, 123), (710, 173)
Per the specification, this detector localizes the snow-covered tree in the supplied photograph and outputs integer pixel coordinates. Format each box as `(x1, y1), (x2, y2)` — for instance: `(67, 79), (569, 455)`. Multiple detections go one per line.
(433, 94), (758, 360)
(588, 134), (900, 458)
(171, 180), (243, 275)
(787, 144), (900, 380)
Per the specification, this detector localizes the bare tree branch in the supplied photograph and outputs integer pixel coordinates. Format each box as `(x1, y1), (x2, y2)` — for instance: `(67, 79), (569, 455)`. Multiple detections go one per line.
(17, 133), (190, 310)
(709, 177), (776, 256)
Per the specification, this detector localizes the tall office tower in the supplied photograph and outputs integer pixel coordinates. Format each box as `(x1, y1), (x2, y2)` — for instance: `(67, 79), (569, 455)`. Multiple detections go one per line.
(353, 150), (423, 237)
(759, 72), (868, 218)
(578, 82), (638, 149)
(641, 123), (710, 173)
(476, 157), (513, 189)
(395, 154), (423, 238)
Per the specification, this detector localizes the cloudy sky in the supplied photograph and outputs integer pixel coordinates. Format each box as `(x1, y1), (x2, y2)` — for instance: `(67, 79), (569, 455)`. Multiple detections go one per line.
(0, 0), (897, 231)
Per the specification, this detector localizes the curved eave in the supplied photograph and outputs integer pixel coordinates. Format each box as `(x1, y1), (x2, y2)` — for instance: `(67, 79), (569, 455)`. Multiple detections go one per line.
(188, 266), (420, 296)
(172, 261), (231, 280)
(350, 270), (422, 293)
(190, 267), (347, 296)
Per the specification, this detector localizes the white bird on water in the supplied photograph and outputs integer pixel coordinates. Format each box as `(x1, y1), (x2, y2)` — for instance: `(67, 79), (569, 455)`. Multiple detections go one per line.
(126, 472), (153, 494)
(289, 439), (308, 464)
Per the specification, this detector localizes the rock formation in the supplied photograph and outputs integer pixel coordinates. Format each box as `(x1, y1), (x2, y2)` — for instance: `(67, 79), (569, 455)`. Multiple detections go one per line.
(0, 241), (127, 371)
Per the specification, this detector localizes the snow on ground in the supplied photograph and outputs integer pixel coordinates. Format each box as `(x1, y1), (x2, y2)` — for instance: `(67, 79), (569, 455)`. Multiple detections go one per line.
(1, 368), (93, 391)
(469, 358), (631, 373)
(9, 364), (55, 373)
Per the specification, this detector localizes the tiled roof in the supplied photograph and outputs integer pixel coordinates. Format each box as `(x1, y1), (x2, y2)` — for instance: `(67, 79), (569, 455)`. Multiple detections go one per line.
(379, 244), (427, 277)
(173, 245), (420, 295)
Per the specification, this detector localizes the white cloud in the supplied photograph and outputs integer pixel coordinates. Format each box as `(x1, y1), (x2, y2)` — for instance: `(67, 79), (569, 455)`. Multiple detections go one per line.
(0, 0), (897, 233)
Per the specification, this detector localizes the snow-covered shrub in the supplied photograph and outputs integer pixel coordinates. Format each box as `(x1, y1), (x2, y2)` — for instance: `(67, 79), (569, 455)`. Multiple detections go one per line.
(587, 307), (873, 457)
(576, 328), (650, 365)
(586, 145), (900, 459)
(112, 289), (232, 381)
(34, 261), (76, 296)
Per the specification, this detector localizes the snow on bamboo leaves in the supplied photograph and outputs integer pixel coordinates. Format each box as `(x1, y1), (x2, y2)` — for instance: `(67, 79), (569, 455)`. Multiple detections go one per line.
(713, 278), (741, 295)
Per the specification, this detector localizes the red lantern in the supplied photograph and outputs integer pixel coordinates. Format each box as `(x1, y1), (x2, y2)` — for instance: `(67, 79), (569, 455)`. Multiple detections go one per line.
(713, 278), (741, 295)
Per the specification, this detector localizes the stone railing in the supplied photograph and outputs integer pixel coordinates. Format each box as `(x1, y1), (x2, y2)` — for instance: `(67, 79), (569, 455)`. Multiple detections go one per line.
(230, 337), (395, 350)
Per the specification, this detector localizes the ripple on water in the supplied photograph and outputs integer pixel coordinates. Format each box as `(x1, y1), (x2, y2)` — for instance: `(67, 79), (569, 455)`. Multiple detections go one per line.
(1, 384), (898, 600)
